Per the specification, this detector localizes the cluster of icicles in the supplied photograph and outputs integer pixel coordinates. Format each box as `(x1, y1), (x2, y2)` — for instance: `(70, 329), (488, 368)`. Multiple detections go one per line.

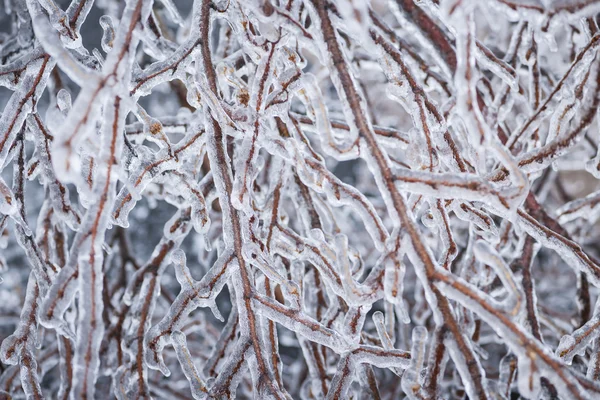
(2, 0), (600, 398)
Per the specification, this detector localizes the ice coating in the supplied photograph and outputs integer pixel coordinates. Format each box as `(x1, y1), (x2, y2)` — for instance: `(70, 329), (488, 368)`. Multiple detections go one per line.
(2, 0), (600, 399)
